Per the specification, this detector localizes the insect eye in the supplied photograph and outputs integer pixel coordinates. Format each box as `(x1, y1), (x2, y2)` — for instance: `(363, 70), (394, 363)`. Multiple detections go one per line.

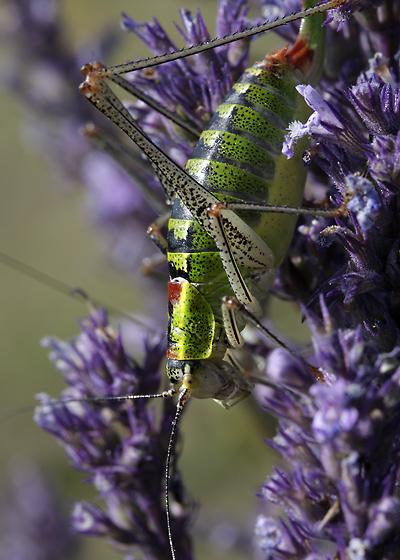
(182, 373), (198, 390)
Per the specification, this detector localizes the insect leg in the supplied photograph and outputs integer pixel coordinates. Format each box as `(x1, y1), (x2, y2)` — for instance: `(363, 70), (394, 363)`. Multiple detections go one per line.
(92, 0), (348, 79)
(107, 73), (201, 138)
(147, 213), (171, 256)
(83, 122), (169, 215)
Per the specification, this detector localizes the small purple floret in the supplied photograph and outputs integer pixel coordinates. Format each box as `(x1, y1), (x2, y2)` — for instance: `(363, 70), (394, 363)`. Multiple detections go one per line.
(345, 174), (381, 231)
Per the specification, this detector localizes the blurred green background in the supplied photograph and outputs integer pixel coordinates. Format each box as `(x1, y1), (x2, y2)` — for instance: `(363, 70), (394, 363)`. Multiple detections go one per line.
(0, 1), (307, 559)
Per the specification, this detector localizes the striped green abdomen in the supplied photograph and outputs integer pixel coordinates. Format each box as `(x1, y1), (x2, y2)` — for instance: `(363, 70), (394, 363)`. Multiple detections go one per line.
(184, 59), (312, 267)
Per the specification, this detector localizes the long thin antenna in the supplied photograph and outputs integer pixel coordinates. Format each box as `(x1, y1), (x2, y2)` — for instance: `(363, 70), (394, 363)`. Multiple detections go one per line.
(0, 251), (150, 330)
(46, 390), (178, 407)
(93, 0), (347, 78)
(165, 389), (190, 560)
(1, 390), (178, 424)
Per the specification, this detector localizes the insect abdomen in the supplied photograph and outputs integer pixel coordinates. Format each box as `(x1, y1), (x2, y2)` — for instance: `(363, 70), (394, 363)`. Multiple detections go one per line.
(184, 57), (312, 267)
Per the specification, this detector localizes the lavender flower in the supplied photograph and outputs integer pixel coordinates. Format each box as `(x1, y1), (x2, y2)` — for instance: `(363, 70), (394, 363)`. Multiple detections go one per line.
(255, 310), (400, 559)
(5, 0), (400, 559)
(35, 306), (192, 560)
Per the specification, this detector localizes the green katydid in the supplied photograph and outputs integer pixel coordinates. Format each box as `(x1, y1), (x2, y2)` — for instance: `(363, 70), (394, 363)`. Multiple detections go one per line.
(77, 1), (350, 557)
(80, 0), (345, 405)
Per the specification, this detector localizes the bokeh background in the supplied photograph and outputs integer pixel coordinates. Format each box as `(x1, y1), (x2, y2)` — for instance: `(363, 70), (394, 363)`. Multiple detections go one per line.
(0, 1), (308, 558)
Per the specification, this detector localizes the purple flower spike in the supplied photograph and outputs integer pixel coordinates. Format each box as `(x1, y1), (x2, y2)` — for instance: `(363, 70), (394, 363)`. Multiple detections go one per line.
(34, 307), (192, 560)
(347, 77), (400, 136)
(365, 497), (400, 545)
(258, 313), (400, 559)
(267, 348), (315, 392)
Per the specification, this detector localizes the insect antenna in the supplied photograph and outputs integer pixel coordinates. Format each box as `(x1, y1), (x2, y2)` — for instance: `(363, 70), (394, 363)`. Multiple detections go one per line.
(0, 253), (173, 422)
(83, 122), (170, 216)
(107, 74), (201, 138)
(1, 389), (178, 424)
(0, 250), (151, 330)
(164, 388), (190, 560)
(93, 0), (348, 79)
